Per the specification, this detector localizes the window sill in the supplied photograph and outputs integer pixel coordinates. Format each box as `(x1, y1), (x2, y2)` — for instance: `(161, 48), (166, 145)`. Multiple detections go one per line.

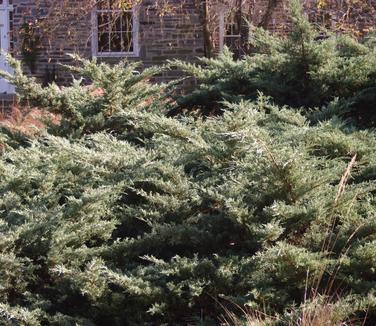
(95, 52), (139, 58)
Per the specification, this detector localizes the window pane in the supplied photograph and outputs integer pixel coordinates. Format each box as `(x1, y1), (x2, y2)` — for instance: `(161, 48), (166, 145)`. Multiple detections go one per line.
(98, 13), (110, 33)
(9, 11), (13, 53)
(110, 32), (122, 52)
(225, 11), (241, 36)
(109, 12), (133, 32)
(121, 32), (133, 52)
(99, 12), (131, 33)
(114, 15), (122, 32)
(96, 5), (135, 53)
(98, 32), (109, 52)
(121, 12), (133, 32)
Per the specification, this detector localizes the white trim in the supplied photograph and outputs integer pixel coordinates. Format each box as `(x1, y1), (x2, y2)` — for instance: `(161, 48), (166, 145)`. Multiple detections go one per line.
(0, 0), (13, 9)
(0, 0), (14, 94)
(91, 4), (140, 58)
(218, 8), (225, 52)
(91, 9), (98, 57)
(218, 6), (242, 53)
(95, 52), (139, 58)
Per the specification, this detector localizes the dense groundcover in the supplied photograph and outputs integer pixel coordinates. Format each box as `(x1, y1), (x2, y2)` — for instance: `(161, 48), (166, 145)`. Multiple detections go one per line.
(172, 1), (376, 124)
(1, 4), (376, 325)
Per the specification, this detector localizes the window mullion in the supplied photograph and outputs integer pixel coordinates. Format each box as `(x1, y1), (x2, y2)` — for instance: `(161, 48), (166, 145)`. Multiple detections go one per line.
(108, 11), (111, 52)
(94, 3), (137, 56)
(120, 11), (123, 52)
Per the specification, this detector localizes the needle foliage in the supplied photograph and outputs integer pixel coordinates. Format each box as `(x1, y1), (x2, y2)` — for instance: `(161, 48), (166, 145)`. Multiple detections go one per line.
(173, 0), (376, 126)
(1, 2), (376, 324)
(1, 89), (376, 324)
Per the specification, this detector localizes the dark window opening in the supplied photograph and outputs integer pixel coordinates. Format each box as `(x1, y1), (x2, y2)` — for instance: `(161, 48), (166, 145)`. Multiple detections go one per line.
(97, 1), (134, 54)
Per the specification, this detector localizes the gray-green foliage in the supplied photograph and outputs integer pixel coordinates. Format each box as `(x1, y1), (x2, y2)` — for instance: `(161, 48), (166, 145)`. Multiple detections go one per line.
(173, 0), (376, 124)
(1, 12), (376, 322)
(0, 54), (170, 139)
(1, 80), (376, 324)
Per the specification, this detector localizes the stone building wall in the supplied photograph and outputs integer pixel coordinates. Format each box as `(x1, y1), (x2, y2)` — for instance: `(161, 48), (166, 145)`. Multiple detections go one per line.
(11, 0), (93, 84)
(10, 0), (205, 84)
(3, 0), (374, 98)
(9, 0), (319, 86)
(212, 0), (291, 56)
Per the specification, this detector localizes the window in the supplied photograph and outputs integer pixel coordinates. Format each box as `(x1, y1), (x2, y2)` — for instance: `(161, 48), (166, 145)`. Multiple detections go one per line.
(0, 0), (15, 94)
(0, 0), (13, 54)
(9, 9), (13, 53)
(92, 0), (139, 57)
(219, 6), (247, 58)
(223, 11), (241, 51)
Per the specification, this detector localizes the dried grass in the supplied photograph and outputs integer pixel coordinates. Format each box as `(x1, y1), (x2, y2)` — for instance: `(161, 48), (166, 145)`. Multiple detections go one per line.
(221, 299), (353, 326)
(0, 102), (59, 137)
(221, 156), (364, 326)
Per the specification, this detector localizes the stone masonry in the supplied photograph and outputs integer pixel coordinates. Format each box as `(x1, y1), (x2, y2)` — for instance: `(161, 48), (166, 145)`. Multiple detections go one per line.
(10, 0), (206, 84)
(8, 0), (310, 85)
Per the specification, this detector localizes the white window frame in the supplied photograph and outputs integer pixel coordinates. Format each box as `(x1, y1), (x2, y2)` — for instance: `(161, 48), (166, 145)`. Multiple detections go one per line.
(0, 0), (14, 94)
(91, 4), (140, 58)
(218, 7), (242, 53)
(0, 0), (13, 7)
(218, 7), (226, 52)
